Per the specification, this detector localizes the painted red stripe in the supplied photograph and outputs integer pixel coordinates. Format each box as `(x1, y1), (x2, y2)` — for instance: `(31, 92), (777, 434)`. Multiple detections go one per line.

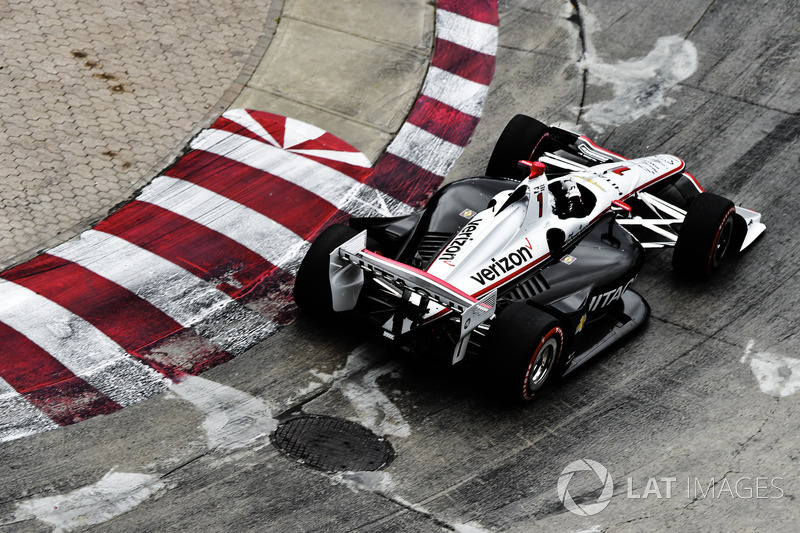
(135, 328), (235, 377)
(2, 253), (237, 378)
(431, 38), (495, 86)
(98, 201), (299, 327)
(2, 254), (189, 379)
(228, 266), (298, 326)
(207, 116), (268, 145)
(438, 0), (499, 25)
(96, 201), (299, 326)
(96, 201), (281, 300)
(407, 95), (480, 148)
(165, 150), (343, 241)
(0, 321), (122, 425)
(365, 153), (444, 208)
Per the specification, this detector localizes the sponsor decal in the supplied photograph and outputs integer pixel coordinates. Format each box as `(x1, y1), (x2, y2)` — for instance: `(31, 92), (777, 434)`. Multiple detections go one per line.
(560, 255), (577, 265)
(469, 239), (534, 286)
(576, 314), (587, 333)
(637, 155), (680, 175)
(610, 165), (631, 175)
(439, 218), (482, 262)
(459, 208), (476, 219)
(587, 277), (636, 311)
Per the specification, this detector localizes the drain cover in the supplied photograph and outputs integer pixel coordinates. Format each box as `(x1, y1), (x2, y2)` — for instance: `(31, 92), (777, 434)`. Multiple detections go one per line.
(271, 415), (394, 472)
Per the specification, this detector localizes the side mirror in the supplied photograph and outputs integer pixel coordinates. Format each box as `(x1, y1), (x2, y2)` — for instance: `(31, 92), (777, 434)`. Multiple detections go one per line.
(610, 200), (632, 218)
(546, 228), (566, 256)
(517, 160), (546, 179)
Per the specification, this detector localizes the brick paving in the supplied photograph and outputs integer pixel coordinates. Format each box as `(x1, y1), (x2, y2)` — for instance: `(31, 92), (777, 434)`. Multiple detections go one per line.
(0, 0), (276, 268)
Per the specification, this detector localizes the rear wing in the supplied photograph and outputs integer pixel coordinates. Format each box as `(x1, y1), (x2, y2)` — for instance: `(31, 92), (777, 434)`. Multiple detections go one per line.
(329, 231), (496, 364)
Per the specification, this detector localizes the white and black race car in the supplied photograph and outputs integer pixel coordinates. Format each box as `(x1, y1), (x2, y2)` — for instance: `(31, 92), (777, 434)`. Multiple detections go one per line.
(293, 115), (765, 401)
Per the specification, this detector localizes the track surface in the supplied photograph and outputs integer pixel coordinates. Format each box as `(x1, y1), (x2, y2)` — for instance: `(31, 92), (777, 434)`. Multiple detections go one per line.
(2, 0), (799, 531)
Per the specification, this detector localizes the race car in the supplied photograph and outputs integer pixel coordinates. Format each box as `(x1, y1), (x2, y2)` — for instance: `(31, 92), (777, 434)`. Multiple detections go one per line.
(293, 115), (765, 401)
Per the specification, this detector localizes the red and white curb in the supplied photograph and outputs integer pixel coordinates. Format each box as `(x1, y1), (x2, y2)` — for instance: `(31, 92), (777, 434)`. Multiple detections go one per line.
(0, 0), (498, 442)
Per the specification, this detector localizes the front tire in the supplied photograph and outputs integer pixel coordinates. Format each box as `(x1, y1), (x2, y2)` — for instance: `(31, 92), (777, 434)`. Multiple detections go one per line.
(486, 115), (549, 180)
(672, 193), (736, 277)
(482, 302), (564, 402)
(293, 224), (359, 318)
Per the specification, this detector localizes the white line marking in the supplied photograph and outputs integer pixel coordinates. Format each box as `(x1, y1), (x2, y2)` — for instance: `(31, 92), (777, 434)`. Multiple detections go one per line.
(387, 123), (465, 177)
(48, 230), (276, 354)
(0, 377), (59, 441)
(308, 341), (410, 438)
(169, 375), (277, 450)
(190, 129), (412, 217)
(0, 280), (170, 407)
(436, 10), (498, 56)
(420, 67), (490, 118)
(137, 175), (309, 274)
(741, 340), (800, 398)
(15, 471), (166, 532)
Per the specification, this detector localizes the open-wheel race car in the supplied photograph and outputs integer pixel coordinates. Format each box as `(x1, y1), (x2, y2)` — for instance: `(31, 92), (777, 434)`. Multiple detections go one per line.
(293, 115), (766, 401)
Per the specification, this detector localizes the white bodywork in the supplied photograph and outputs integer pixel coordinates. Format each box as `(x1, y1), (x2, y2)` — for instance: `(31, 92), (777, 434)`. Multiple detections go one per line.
(425, 154), (686, 298)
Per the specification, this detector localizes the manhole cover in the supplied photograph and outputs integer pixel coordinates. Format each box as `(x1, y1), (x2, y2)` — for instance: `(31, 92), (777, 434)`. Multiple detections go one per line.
(271, 415), (394, 472)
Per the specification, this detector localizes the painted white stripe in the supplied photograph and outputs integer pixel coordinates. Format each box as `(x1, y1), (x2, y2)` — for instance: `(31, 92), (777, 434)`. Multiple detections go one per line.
(0, 280), (170, 407)
(222, 108), (282, 148)
(283, 116), (326, 149)
(386, 123), (465, 177)
(421, 67), (490, 118)
(288, 149), (371, 167)
(436, 10), (498, 56)
(16, 471), (166, 531)
(190, 129), (412, 217)
(137, 175), (309, 274)
(0, 377), (59, 442)
(48, 230), (276, 354)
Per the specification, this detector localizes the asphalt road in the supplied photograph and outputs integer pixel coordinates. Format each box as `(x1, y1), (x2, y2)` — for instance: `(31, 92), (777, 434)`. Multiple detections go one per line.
(2, 0), (799, 531)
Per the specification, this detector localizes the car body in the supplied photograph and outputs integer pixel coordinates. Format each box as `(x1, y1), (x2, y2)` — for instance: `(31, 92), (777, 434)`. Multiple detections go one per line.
(294, 115), (765, 401)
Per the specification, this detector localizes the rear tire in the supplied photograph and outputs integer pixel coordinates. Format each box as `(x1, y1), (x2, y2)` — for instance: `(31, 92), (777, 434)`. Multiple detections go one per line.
(672, 193), (736, 277)
(294, 224), (359, 317)
(486, 115), (549, 180)
(482, 302), (564, 402)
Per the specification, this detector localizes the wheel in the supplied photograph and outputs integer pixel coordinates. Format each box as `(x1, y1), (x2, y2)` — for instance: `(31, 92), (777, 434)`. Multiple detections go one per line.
(482, 302), (564, 402)
(672, 193), (736, 277)
(486, 114), (549, 179)
(293, 224), (359, 317)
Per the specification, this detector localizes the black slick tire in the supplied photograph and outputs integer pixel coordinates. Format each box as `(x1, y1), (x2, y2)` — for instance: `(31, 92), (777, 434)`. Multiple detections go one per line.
(482, 302), (564, 402)
(672, 193), (736, 277)
(486, 115), (549, 180)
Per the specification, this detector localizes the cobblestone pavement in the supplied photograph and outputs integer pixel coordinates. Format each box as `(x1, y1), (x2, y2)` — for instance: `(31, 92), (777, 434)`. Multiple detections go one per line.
(0, 0), (277, 269)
